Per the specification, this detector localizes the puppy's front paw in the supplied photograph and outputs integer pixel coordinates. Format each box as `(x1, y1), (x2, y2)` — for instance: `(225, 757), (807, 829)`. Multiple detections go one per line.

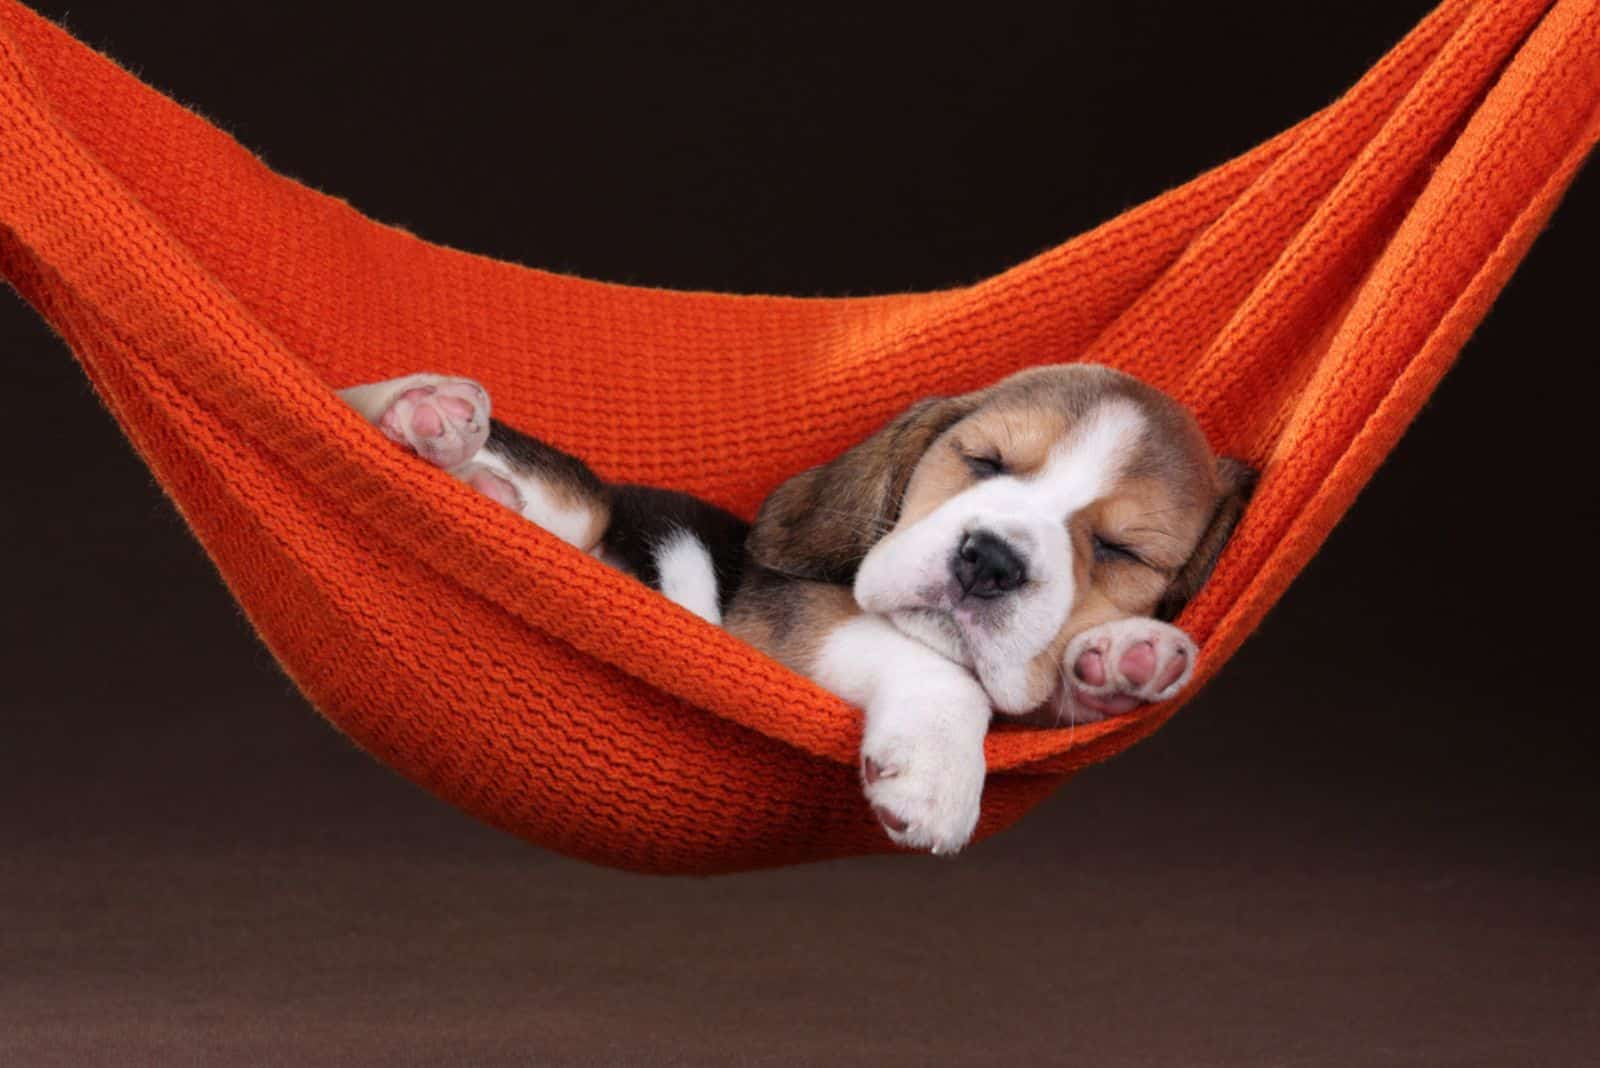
(1062, 618), (1197, 723)
(860, 705), (987, 855)
(373, 375), (492, 470)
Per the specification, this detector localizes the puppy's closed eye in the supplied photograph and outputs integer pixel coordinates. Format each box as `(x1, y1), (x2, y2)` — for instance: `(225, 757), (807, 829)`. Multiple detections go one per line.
(1092, 535), (1148, 567)
(960, 451), (1007, 479)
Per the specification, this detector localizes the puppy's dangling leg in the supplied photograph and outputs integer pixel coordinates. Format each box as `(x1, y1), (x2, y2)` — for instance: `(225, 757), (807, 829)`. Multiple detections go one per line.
(341, 373), (611, 553)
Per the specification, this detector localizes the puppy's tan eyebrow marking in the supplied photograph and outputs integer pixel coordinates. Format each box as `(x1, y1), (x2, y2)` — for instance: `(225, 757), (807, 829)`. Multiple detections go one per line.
(1000, 411), (1020, 454)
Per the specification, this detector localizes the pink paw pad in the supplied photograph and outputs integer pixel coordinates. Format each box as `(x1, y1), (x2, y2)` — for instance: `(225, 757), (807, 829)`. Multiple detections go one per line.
(1074, 648), (1107, 687)
(1118, 641), (1158, 687)
(377, 379), (491, 470)
(862, 758), (914, 834)
(862, 756), (895, 785)
(873, 805), (910, 833)
(461, 465), (524, 512)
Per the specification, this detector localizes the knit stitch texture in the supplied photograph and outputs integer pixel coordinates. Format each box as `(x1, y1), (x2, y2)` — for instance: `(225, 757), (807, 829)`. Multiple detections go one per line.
(1, 0), (1595, 872)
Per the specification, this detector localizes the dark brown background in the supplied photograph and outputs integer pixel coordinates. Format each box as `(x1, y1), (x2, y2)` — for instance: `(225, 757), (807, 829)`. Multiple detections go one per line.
(3, 2), (1596, 1064)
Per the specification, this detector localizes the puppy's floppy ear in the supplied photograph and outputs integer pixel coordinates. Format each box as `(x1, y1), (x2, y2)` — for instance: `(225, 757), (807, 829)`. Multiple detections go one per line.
(747, 395), (975, 583)
(1155, 456), (1258, 622)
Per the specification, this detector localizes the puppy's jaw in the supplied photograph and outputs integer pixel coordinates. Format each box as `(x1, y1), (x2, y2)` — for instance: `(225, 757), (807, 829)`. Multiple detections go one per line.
(884, 607), (973, 669)
(854, 400), (1148, 714)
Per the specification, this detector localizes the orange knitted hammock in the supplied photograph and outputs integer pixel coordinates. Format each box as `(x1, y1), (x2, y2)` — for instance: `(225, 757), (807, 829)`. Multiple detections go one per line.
(2, 1), (1596, 873)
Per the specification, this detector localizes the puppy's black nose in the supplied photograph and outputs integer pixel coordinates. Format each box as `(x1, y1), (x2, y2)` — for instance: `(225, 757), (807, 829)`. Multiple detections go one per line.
(952, 531), (1027, 599)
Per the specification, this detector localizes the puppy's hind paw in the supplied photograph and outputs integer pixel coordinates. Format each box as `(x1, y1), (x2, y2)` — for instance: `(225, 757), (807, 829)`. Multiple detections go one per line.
(373, 375), (491, 470)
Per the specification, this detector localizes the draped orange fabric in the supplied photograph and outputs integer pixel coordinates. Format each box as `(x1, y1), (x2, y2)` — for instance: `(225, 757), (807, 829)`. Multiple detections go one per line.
(1, 1), (1595, 873)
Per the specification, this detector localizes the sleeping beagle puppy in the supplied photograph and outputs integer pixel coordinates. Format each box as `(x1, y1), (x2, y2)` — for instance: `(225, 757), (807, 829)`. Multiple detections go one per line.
(340, 366), (1253, 854)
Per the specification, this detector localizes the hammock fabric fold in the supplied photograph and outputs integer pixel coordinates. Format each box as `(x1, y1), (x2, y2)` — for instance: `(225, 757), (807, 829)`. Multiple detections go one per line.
(1, 0), (1595, 873)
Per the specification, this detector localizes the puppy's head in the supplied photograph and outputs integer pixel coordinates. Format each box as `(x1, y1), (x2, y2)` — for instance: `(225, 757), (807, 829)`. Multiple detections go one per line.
(749, 364), (1254, 715)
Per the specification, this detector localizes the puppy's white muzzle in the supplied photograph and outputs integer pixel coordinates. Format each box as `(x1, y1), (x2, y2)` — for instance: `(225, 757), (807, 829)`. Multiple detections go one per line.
(855, 480), (1075, 711)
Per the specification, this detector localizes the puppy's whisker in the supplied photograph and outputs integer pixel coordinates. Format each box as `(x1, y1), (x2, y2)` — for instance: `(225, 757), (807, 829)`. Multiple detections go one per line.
(1054, 658), (1076, 749)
